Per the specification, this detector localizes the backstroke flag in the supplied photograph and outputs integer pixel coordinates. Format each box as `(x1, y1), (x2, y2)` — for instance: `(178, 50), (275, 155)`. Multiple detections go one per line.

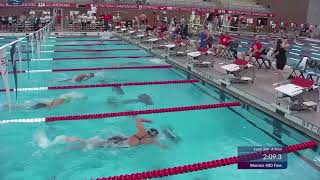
(0, 48), (12, 110)
(10, 42), (18, 99)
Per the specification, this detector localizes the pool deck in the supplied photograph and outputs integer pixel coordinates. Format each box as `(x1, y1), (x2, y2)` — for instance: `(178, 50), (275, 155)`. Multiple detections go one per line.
(115, 32), (320, 141)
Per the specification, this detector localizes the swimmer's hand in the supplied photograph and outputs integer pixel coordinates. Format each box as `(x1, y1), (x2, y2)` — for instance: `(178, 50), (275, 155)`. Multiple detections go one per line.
(137, 118), (153, 123)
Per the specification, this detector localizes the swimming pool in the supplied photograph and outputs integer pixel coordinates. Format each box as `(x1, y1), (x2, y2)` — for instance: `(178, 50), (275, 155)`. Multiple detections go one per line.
(0, 35), (319, 180)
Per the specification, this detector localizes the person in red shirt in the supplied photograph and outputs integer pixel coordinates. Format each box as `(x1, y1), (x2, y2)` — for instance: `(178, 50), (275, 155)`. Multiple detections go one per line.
(247, 35), (262, 62)
(102, 13), (113, 31)
(214, 32), (232, 56)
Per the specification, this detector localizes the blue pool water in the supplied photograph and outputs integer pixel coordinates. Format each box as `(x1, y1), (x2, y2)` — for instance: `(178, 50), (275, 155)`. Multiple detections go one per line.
(0, 35), (319, 180)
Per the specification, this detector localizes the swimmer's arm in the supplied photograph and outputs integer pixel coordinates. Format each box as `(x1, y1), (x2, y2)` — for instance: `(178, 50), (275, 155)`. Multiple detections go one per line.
(135, 118), (152, 134)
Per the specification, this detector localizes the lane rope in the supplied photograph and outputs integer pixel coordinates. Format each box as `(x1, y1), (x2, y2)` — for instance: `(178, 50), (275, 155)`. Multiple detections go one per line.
(96, 141), (318, 180)
(3, 65), (173, 75)
(0, 102), (241, 124)
(0, 79), (199, 92)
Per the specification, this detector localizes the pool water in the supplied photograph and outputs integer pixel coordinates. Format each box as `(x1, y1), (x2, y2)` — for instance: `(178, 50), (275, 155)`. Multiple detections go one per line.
(0, 35), (319, 180)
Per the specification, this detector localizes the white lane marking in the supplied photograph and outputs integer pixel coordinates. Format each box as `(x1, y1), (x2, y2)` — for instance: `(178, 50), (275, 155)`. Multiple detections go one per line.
(27, 69), (52, 73)
(0, 118), (45, 124)
(13, 87), (48, 92)
(312, 46), (320, 49)
(31, 58), (53, 61)
(292, 45), (303, 49)
(241, 41), (248, 44)
(289, 58), (300, 62)
(311, 57), (320, 60)
(311, 52), (320, 56)
(291, 49), (302, 52)
(48, 37), (56, 39)
(289, 52), (300, 56)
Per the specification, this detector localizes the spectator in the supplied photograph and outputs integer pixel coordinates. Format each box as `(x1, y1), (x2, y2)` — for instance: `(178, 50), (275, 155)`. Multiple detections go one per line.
(40, 14), (46, 27)
(0, 16), (5, 31)
(45, 12), (51, 24)
(30, 9), (35, 17)
(274, 36), (289, 81)
(102, 12), (113, 31)
(140, 12), (147, 25)
(90, 15), (97, 30)
(35, 16), (40, 30)
(247, 35), (262, 62)
(199, 27), (213, 48)
(214, 32), (232, 56)
(29, 14), (36, 31)
(180, 15), (186, 25)
(19, 12), (26, 32)
(8, 15), (13, 31)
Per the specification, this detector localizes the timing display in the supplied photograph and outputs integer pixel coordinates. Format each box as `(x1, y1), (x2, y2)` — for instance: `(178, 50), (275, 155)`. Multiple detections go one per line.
(238, 146), (288, 169)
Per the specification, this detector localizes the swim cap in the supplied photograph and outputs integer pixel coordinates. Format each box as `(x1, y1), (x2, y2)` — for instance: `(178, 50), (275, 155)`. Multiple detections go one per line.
(63, 96), (72, 103)
(148, 128), (159, 137)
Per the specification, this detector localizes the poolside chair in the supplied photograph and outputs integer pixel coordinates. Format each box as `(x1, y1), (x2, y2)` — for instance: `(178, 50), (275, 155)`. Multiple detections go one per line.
(288, 56), (310, 79)
(221, 59), (255, 84)
(220, 41), (239, 60)
(306, 63), (320, 83)
(253, 48), (275, 70)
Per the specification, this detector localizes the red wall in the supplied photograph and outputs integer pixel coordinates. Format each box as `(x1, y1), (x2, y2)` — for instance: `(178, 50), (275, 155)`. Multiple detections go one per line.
(258, 0), (310, 24)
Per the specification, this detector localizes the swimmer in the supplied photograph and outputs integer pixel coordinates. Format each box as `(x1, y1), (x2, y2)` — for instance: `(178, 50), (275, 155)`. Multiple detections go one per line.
(58, 73), (95, 83)
(0, 92), (86, 110)
(35, 118), (166, 149)
(112, 86), (125, 95)
(33, 92), (86, 109)
(107, 93), (153, 106)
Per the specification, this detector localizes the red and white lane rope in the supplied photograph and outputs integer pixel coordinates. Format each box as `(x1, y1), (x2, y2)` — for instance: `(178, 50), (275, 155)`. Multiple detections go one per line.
(96, 141), (318, 180)
(4, 65), (173, 74)
(18, 55), (155, 61)
(0, 79), (199, 92)
(0, 102), (241, 124)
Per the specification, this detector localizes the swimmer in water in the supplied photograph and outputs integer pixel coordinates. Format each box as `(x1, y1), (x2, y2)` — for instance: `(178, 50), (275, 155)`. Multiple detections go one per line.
(107, 93), (153, 106)
(35, 118), (166, 149)
(1, 92), (87, 110)
(58, 73), (95, 83)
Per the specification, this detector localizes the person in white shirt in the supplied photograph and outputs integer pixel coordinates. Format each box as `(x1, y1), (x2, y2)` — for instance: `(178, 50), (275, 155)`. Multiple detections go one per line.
(30, 9), (36, 17)
(40, 14), (46, 27)
(45, 13), (51, 24)
(90, 15), (97, 29)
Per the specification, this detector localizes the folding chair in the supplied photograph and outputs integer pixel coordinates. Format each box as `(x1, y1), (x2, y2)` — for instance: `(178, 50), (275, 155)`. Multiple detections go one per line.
(220, 41), (238, 60)
(288, 56), (310, 79)
(306, 63), (320, 83)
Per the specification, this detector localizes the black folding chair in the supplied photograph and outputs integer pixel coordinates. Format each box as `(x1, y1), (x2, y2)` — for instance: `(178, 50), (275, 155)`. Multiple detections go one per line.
(306, 61), (320, 82)
(288, 56), (310, 79)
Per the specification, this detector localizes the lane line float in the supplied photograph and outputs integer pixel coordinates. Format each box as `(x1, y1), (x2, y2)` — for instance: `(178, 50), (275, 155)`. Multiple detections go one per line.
(0, 79), (199, 92)
(0, 102), (241, 124)
(3, 65), (173, 74)
(96, 141), (317, 180)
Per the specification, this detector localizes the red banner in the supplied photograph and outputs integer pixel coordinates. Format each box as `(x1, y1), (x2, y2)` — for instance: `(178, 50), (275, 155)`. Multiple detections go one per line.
(0, 2), (274, 17)
(0, 2), (77, 8)
(94, 4), (274, 17)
